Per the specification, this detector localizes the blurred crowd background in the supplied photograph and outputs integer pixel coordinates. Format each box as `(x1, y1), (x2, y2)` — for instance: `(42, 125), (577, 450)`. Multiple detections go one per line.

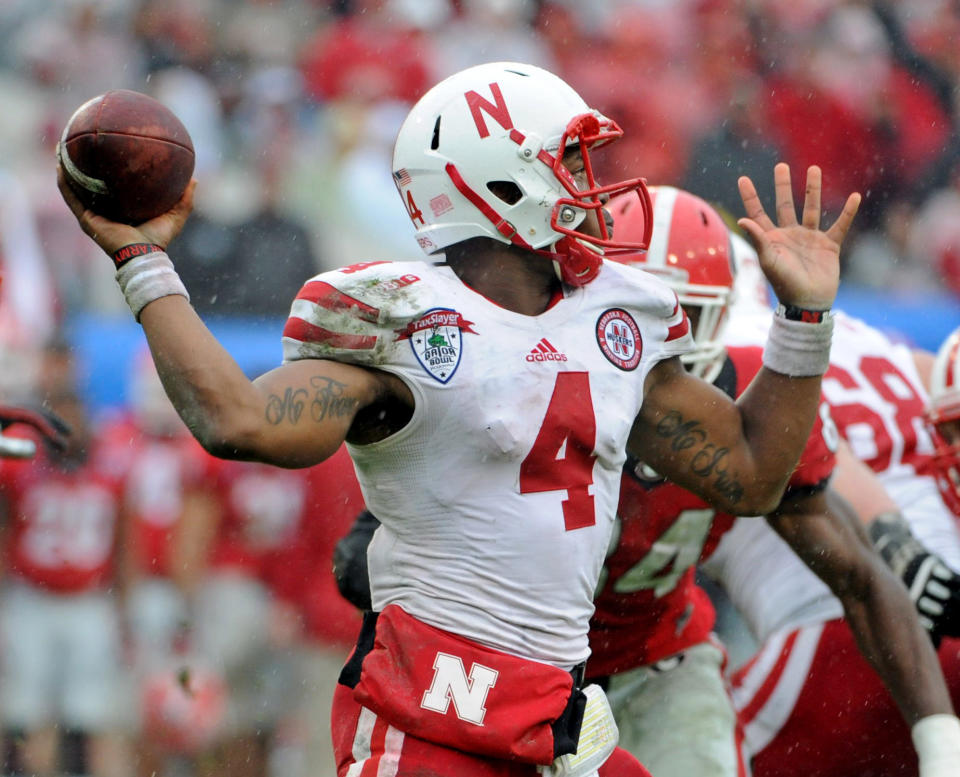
(3, 0), (960, 338)
(1, 1), (960, 776)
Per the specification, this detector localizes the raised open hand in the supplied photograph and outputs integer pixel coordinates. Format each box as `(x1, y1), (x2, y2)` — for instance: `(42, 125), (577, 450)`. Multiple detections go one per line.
(737, 163), (860, 310)
(57, 160), (196, 259)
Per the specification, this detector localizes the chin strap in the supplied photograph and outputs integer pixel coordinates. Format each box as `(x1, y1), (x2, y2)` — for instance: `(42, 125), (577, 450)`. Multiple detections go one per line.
(546, 237), (605, 287)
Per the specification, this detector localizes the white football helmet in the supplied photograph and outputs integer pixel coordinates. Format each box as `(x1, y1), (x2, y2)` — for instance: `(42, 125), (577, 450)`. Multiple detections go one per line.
(391, 61), (652, 286)
(927, 327), (960, 515)
(609, 186), (734, 382)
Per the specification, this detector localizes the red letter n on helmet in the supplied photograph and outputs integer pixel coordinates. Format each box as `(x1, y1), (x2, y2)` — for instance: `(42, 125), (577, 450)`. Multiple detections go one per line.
(465, 83), (514, 138)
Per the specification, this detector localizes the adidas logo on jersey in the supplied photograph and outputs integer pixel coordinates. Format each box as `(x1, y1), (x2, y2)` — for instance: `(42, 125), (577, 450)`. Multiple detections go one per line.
(526, 338), (568, 362)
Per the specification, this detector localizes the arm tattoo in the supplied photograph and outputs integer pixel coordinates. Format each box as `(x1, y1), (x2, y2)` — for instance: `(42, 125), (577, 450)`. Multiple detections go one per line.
(265, 387), (307, 425)
(310, 376), (359, 421)
(264, 377), (358, 426)
(655, 411), (745, 506)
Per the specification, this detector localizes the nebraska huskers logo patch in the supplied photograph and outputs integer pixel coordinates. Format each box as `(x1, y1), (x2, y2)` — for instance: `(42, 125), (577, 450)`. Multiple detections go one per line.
(597, 308), (642, 370)
(398, 308), (477, 383)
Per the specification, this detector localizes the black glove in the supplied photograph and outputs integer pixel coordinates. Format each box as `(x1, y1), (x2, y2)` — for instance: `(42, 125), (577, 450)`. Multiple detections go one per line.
(333, 509), (381, 611)
(0, 404), (71, 458)
(870, 511), (960, 645)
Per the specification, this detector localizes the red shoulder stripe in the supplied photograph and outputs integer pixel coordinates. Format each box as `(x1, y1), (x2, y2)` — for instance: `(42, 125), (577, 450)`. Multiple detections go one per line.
(670, 295), (680, 318)
(666, 310), (690, 342)
(296, 281), (380, 324)
(283, 317), (377, 351)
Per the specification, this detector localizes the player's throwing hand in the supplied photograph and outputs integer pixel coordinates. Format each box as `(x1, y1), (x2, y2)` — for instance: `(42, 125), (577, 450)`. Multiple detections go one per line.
(56, 162), (195, 259)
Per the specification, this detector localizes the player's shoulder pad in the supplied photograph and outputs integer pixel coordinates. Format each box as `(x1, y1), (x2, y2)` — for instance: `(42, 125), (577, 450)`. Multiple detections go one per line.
(599, 259), (682, 317)
(598, 261), (693, 353)
(282, 260), (434, 367)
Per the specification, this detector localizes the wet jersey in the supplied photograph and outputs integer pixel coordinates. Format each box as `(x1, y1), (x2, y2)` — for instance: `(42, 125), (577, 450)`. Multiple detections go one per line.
(702, 512), (845, 641)
(823, 311), (960, 570)
(282, 259), (692, 667)
(588, 345), (835, 676)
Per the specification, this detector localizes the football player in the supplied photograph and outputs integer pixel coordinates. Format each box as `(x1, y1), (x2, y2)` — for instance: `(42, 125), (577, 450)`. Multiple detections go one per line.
(927, 327), (960, 516)
(188, 457), (312, 777)
(715, 268), (960, 777)
(334, 188), (960, 777)
(597, 189), (960, 777)
(0, 349), (128, 777)
(57, 61), (859, 777)
(94, 355), (220, 777)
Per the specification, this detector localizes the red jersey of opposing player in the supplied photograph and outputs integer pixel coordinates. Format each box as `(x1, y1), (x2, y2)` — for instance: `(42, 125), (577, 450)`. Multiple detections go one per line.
(208, 457), (310, 581)
(97, 414), (216, 578)
(209, 447), (364, 647)
(299, 447), (366, 648)
(587, 345), (835, 678)
(1, 438), (122, 593)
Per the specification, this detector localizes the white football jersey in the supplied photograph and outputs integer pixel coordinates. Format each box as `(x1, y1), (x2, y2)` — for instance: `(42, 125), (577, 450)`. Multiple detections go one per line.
(282, 259), (692, 667)
(706, 311), (960, 641)
(701, 515), (843, 641)
(825, 312), (960, 570)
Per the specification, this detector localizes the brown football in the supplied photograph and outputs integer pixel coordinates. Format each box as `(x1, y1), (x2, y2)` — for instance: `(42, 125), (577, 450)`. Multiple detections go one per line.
(58, 89), (195, 225)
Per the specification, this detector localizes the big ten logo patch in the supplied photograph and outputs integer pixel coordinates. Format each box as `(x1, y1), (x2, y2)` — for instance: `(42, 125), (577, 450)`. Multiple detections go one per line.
(420, 652), (498, 726)
(596, 309), (642, 370)
(397, 308), (477, 384)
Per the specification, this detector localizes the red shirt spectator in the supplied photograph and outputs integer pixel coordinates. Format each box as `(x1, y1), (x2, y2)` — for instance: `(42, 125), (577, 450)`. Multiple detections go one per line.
(299, 16), (432, 104)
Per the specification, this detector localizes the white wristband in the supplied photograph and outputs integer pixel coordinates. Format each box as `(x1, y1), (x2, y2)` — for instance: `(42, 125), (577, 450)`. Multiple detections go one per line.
(115, 250), (189, 321)
(762, 310), (834, 377)
(913, 714), (960, 777)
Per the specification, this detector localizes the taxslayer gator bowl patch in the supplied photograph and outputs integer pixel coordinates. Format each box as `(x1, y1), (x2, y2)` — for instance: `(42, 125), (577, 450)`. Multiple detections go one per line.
(596, 308), (642, 370)
(397, 308), (477, 383)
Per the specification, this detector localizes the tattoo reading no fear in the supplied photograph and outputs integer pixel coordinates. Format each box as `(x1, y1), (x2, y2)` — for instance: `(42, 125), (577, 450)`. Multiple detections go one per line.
(265, 377), (357, 425)
(655, 411), (745, 505)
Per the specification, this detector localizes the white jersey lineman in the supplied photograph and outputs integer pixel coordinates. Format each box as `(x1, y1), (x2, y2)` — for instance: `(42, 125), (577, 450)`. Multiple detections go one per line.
(282, 259), (692, 668)
(715, 296), (960, 777)
(710, 309), (960, 640)
(824, 311), (960, 570)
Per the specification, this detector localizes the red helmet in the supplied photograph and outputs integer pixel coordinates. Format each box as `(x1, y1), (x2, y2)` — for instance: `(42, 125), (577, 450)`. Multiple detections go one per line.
(927, 327), (960, 515)
(141, 663), (227, 754)
(608, 186), (734, 381)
